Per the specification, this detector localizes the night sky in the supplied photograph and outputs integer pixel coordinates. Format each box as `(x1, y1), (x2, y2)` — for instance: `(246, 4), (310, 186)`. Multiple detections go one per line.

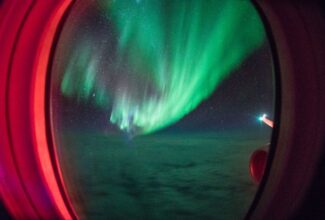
(55, 42), (274, 135)
(158, 43), (274, 134)
(51, 0), (273, 136)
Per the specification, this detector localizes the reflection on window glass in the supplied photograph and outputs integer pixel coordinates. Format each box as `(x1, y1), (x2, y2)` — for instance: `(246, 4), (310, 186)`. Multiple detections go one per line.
(50, 1), (274, 219)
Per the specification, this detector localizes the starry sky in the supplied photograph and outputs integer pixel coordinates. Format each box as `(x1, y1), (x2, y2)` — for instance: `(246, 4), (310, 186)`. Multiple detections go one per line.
(51, 0), (274, 136)
(54, 42), (274, 135)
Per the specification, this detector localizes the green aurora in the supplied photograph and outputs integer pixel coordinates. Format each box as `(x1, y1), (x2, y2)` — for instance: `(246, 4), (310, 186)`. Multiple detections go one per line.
(60, 0), (265, 135)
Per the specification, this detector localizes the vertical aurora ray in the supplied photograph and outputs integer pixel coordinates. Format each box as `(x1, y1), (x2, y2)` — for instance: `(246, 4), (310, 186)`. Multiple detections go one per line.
(60, 0), (265, 135)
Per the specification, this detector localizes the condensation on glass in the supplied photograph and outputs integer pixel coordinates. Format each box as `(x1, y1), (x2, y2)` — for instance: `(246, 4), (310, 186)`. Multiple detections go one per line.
(50, 1), (275, 219)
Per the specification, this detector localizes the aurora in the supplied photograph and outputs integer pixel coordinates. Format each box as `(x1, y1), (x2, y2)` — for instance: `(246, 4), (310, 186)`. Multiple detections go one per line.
(60, 0), (266, 135)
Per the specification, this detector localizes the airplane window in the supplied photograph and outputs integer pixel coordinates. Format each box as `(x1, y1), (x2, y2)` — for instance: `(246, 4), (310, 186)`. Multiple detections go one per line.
(50, 0), (274, 219)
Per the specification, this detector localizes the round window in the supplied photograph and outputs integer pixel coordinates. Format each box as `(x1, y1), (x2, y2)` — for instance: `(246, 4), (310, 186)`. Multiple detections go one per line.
(50, 1), (275, 219)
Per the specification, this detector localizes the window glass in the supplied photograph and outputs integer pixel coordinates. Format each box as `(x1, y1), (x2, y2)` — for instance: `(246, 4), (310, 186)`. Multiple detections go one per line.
(50, 1), (274, 219)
